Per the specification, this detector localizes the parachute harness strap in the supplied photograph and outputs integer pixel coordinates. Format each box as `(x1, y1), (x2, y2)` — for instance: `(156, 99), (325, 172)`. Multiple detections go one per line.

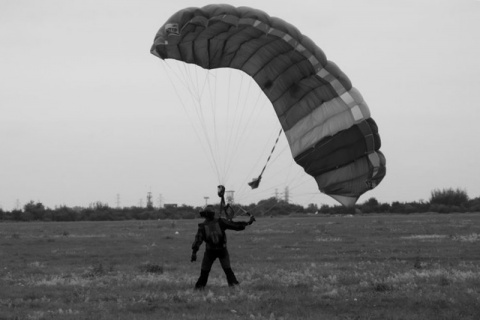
(249, 128), (283, 189)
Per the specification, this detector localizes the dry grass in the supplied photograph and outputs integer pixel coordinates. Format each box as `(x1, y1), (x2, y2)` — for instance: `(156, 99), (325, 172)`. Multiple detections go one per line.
(1, 214), (480, 319)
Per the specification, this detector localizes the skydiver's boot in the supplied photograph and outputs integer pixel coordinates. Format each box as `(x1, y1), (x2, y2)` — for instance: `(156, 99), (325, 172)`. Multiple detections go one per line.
(223, 268), (239, 287)
(194, 270), (210, 290)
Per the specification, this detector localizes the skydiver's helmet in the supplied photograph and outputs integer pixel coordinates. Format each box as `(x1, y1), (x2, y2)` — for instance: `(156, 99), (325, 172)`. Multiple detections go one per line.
(200, 205), (215, 220)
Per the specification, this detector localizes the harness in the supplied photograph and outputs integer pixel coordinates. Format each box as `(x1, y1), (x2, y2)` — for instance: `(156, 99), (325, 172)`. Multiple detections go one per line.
(203, 219), (225, 249)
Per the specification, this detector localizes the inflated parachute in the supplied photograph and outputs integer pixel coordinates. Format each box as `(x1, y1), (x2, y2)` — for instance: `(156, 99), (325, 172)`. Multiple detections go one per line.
(151, 5), (386, 207)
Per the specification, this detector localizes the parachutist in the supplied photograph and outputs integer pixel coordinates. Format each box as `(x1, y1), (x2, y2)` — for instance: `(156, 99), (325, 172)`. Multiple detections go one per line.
(192, 205), (254, 289)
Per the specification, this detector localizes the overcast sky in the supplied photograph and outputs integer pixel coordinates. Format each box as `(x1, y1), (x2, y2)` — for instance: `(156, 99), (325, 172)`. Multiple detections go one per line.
(1, 0), (479, 210)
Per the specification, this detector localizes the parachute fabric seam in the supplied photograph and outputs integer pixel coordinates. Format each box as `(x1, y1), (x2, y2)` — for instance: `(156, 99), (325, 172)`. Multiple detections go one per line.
(316, 159), (371, 192)
(265, 58), (314, 105)
(294, 127), (371, 177)
(273, 77), (333, 120)
(264, 60), (312, 103)
(237, 15), (321, 117)
(276, 78), (337, 127)
(285, 94), (368, 157)
(368, 152), (381, 178)
(236, 35), (281, 74)
(288, 90), (368, 140)
(249, 40), (301, 80)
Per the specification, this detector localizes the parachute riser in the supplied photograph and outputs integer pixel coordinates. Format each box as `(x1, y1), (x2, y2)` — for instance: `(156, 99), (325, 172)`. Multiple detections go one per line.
(217, 184), (253, 220)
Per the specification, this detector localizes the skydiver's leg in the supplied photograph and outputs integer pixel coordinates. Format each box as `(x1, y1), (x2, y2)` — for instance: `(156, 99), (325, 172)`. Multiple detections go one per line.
(194, 269), (210, 290)
(224, 268), (239, 286)
(219, 248), (239, 286)
(194, 250), (216, 290)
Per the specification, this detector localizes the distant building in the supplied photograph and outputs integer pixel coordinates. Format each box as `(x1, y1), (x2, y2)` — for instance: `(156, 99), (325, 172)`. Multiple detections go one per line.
(164, 204), (178, 209)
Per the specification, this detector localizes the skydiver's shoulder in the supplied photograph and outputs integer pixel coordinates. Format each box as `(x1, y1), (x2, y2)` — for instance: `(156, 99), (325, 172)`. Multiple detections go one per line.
(199, 218), (218, 226)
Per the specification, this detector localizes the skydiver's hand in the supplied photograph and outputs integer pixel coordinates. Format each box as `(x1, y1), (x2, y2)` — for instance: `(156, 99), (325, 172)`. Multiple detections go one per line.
(217, 185), (225, 197)
(191, 252), (197, 262)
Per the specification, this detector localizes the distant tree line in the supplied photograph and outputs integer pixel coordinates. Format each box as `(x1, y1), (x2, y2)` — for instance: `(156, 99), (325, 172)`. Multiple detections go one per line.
(320, 188), (479, 215)
(0, 188), (478, 222)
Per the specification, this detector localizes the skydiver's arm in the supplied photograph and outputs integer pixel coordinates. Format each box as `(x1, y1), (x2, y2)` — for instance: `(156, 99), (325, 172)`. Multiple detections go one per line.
(191, 224), (204, 253)
(219, 218), (248, 231)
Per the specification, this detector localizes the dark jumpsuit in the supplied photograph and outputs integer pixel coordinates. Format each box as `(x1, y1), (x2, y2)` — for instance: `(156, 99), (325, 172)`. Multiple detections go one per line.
(192, 217), (249, 288)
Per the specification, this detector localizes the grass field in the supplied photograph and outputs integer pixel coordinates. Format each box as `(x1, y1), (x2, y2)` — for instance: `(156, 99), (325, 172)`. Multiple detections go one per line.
(1, 213), (480, 320)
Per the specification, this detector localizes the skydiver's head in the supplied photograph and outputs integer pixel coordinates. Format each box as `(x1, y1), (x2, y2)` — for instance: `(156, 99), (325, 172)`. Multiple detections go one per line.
(200, 205), (215, 220)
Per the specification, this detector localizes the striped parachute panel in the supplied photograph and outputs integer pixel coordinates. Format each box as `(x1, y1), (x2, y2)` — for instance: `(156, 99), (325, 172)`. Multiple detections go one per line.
(151, 4), (386, 207)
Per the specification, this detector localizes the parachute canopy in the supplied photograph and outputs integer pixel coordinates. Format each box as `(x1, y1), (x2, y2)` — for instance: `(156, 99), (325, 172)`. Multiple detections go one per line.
(151, 4), (386, 207)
